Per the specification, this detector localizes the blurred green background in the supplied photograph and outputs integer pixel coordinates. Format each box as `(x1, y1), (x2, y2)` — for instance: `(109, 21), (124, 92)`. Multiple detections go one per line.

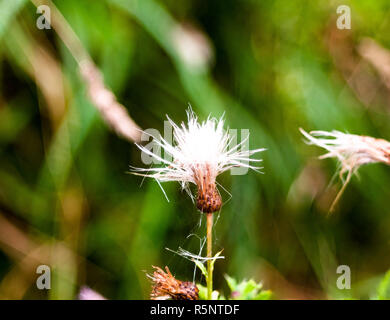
(1, 0), (390, 300)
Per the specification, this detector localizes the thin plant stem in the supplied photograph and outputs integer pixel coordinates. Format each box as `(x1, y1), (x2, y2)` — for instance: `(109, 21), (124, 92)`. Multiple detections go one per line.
(206, 212), (213, 300)
(329, 169), (353, 214)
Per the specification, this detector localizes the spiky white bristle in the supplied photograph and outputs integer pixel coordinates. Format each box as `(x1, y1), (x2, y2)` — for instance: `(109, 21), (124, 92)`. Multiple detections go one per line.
(132, 108), (265, 200)
(300, 128), (390, 176)
(300, 128), (390, 212)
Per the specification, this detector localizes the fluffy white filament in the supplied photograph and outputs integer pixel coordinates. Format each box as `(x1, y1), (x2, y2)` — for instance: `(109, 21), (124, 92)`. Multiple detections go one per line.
(132, 109), (265, 200)
(300, 128), (390, 212)
(300, 128), (390, 176)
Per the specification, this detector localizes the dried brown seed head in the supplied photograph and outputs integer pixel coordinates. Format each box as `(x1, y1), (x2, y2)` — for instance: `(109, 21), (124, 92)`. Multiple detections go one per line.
(148, 266), (199, 300)
(196, 185), (222, 213)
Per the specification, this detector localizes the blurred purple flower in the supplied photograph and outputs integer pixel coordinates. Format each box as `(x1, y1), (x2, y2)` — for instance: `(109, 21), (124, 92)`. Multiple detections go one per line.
(78, 286), (106, 300)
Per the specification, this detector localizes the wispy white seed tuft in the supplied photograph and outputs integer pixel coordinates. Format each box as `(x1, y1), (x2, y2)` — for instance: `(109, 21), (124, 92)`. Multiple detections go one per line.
(300, 128), (390, 176)
(131, 108), (265, 212)
(300, 128), (390, 212)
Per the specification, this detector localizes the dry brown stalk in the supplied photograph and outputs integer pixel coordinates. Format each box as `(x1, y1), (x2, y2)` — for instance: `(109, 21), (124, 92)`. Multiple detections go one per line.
(30, 0), (142, 142)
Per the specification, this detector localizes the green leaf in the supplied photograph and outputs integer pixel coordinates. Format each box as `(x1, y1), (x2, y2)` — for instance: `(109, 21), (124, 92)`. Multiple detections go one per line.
(193, 259), (207, 278)
(197, 284), (208, 300)
(225, 275), (272, 300)
(224, 274), (237, 292)
(254, 290), (273, 300)
(196, 284), (222, 300)
(241, 279), (262, 297)
(192, 250), (223, 280)
(209, 250), (223, 280)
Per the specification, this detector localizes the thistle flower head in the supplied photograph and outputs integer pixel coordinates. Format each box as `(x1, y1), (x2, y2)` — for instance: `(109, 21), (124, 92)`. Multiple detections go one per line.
(147, 266), (199, 300)
(300, 128), (390, 176)
(300, 128), (390, 212)
(133, 109), (265, 213)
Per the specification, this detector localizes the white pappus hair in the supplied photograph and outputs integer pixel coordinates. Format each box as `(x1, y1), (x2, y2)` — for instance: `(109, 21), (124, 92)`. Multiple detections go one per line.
(131, 108), (265, 212)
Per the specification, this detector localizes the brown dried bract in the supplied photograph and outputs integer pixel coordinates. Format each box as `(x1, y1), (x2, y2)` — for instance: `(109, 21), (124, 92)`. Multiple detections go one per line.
(193, 164), (222, 213)
(196, 185), (222, 213)
(149, 266), (199, 300)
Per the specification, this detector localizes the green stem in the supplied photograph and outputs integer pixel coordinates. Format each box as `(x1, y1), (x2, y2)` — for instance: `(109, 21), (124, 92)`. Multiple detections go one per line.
(206, 213), (213, 300)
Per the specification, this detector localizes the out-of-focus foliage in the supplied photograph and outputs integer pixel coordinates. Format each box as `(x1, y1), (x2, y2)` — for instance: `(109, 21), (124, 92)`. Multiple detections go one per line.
(197, 275), (272, 300)
(375, 270), (390, 300)
(224, 275), (272, 300)
(0, 0), (390, 300)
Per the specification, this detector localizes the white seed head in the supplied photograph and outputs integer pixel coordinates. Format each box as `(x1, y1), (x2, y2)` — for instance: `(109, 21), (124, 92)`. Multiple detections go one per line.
(300, 128), (390, 212)
(132, 108), (265, 212)
(300, 128), (390, 176)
